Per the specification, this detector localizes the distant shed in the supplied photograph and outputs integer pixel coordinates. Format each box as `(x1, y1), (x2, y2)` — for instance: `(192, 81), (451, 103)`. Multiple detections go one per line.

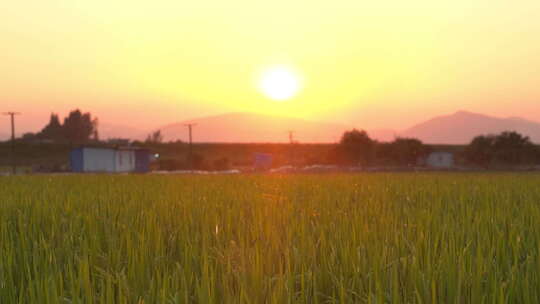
(70, 147), (151, 173)
(253, 153), (273, 170)
(115, 149), (136, 172)
(425, 151), (454, 168)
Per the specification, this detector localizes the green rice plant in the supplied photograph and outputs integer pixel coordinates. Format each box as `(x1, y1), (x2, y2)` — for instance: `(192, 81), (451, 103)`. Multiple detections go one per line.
(1, 173), (540, 303)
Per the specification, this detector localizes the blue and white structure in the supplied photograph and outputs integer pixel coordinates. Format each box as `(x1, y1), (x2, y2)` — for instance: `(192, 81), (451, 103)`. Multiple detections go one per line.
(70, 147), (151, 173)
(253, 152), (273, 170)
(425, 151), (454, 168)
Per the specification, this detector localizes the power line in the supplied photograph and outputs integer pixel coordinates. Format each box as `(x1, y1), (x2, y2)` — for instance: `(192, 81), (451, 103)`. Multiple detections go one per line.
(3, 112), (21, 175)
(184, 123), (197, 170)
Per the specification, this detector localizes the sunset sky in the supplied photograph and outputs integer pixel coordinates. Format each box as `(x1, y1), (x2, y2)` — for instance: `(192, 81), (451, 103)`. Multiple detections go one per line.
(2, 0), (540, 136)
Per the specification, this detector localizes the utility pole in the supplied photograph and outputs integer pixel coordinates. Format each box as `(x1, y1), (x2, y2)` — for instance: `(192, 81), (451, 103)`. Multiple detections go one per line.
(184, 123), (196, 170)
(3, 112), (20, 175)
(288, 130), (295, 144)
(287, 130), (295, 166)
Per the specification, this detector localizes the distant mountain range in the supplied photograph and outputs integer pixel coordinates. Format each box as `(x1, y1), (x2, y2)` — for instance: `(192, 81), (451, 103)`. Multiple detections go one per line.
(401, 111), (540, 144)
(157, 112), (354, 143)
(5, 110), (540, 144)
(153, 111), (540, 144)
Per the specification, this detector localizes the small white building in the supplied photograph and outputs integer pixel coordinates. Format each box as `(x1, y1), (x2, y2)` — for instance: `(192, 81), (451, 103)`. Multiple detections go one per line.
(114, 149), (136, 172)
(425, 151), (454, 168)
(70, 147), (150, 173)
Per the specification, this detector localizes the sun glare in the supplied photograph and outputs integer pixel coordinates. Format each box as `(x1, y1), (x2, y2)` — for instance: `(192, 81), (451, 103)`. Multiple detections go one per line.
(258, 66), (301, 101)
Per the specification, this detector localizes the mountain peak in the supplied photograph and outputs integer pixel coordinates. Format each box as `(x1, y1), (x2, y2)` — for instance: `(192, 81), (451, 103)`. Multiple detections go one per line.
(450, 110), (493, 119)
(453, 110), (477, 116)
(402, 111), (540, 144)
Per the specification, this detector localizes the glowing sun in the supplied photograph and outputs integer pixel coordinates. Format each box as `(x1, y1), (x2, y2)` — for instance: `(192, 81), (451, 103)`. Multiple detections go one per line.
(258, 66), (301, 101)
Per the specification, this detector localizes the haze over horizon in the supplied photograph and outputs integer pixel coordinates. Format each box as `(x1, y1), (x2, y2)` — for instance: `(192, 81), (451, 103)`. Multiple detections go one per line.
(2, 1), (540, 136)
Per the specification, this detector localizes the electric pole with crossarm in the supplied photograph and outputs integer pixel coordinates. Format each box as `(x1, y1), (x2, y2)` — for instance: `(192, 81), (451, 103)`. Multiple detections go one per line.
(287, 130), (296, 166)
(3, 112), (20, 175)
(184, 123), (197, 170)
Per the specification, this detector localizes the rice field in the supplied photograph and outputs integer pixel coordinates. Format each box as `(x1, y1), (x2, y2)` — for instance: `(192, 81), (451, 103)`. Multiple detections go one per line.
(1, 173), (540, 303)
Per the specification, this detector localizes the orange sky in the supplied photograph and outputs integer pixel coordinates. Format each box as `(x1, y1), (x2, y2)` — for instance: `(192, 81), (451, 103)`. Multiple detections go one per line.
(1, 0), (540, 136)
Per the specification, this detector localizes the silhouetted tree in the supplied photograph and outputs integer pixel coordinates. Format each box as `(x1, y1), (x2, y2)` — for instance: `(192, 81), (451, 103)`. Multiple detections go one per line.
(493, 131), (538, 164)
(40, 113), (64, 141)
(378, 137), (429, 166)
(334, 129), (375, 166)
(145, 130), (164, 144)
(465, 135), (495, 167)
(465, 131), (538, 167)
(62, 109), (98, 144)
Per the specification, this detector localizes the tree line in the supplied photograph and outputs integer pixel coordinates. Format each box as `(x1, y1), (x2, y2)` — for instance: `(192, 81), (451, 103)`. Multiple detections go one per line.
(22, 110), (98, 144)
(464, 131), (538, 167)
(328, 129), (430, 167)
(332, 129), (540, 168)
(20, 110), (166, 146)
(13, 109), (540, 168)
